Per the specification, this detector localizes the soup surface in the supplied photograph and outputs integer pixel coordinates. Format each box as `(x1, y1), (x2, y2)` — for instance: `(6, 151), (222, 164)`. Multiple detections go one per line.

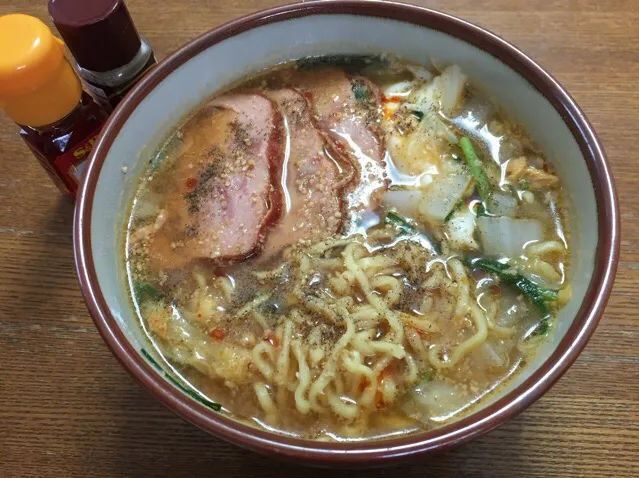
(125, 55), (571, 441)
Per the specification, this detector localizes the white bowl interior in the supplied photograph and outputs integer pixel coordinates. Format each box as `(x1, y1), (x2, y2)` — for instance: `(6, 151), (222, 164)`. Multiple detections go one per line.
(91, 14), (596, 420)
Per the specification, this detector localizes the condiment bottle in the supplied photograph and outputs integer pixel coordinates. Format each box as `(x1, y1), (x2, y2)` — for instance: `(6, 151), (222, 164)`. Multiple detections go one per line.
(49, 0), (157, 111)
(0, 14), (109, 198)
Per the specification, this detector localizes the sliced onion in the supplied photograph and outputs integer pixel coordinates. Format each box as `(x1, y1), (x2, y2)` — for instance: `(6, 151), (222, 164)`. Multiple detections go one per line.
(402, 380), (467, 424)
(495, 289), (526, 328)
(418, 172), (473, 223)
(406, 64), (433, 81)
(412, 66), (466, 116)
(456, 95), (495, 124)
(383, 80), (414, 98)
(419, 173), (434, 188)
(490, 192), (518, 217)
(445, 207), (478, 250)
(477, 216), (544, 257)
(437, 65), (467, 115)
(472, 341), (506, 368)
(383, 189), (423, 218)
(133, 195), (160, 220)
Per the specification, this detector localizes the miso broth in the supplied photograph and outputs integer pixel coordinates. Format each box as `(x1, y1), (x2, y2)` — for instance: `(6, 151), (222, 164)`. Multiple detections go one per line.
(125, 55), (570, 441)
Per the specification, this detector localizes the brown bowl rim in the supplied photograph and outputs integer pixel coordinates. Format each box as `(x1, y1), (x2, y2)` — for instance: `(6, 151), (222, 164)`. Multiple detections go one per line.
(73, 0), (620, 466)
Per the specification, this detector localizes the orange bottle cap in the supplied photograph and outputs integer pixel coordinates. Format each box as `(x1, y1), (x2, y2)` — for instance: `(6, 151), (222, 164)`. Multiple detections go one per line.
(0, 14), (82, 126)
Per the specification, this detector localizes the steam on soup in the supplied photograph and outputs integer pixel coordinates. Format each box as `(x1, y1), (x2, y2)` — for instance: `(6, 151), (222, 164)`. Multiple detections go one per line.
(125, 55), (570, 441)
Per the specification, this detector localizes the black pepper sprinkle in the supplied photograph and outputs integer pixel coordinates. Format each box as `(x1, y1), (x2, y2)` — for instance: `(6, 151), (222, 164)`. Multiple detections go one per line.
(184, 224), (198, 237)
(184, 152), (225, 214)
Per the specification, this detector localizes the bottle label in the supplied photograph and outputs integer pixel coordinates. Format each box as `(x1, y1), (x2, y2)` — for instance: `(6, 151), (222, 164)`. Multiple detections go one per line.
(53, 128), (101, 195)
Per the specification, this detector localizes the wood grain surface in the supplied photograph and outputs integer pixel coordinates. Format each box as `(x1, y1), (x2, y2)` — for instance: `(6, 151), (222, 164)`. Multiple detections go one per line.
(0, 1), (637, 476)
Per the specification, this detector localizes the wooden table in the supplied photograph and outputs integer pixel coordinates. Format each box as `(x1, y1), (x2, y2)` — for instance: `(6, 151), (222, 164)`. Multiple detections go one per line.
(1, 1), (637, 476)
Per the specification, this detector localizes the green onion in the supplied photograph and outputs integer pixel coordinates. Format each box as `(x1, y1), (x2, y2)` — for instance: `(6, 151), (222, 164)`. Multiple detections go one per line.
(411, 110), (424, 121)
(385, 211), (441, 255)
(468, 257), (557, 316)
(133, 281), (163, 303)
(296, 54), (381, 70)
(444, 201), (463, 222)
(141, 349), (222, 411)
(444, 207), (457, 223)
(352, 82), (370, 101)
(385, 211), (416, 235)
(459, 136), (491, 204)
(475, 202), (489, 217)
(534, 318), (550, 336)
(539, 288), (559, 302)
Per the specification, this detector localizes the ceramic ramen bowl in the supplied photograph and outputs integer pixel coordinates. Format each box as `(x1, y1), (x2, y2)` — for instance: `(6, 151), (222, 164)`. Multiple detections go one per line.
(74, 0), (619, 466)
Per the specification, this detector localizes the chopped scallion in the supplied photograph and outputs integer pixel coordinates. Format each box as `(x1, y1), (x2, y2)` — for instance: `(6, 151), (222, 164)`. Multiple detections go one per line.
(133, 281), (163, 303)
(468, 257), (557, 316)
(459, 136), (491, 204)
(385, 211), (441, 255)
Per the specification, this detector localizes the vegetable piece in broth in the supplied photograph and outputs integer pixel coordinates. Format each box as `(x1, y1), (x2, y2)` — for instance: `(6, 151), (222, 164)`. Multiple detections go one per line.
(459, 136), (491, 205)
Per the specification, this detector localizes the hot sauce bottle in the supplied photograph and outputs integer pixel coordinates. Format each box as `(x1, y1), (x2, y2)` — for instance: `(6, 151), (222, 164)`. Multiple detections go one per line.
(49, 0), (157, 112)
(0, 14), (109, 198)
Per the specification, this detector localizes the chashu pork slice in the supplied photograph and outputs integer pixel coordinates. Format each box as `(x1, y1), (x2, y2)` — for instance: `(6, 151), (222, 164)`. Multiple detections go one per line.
(142, 93), (283, 272)
(260, 88), (345, 257)
(293, 68), (387, 215)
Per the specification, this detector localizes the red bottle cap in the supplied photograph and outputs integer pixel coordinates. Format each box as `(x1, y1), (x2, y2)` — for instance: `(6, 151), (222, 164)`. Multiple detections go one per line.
(48, 0), (142, 73)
